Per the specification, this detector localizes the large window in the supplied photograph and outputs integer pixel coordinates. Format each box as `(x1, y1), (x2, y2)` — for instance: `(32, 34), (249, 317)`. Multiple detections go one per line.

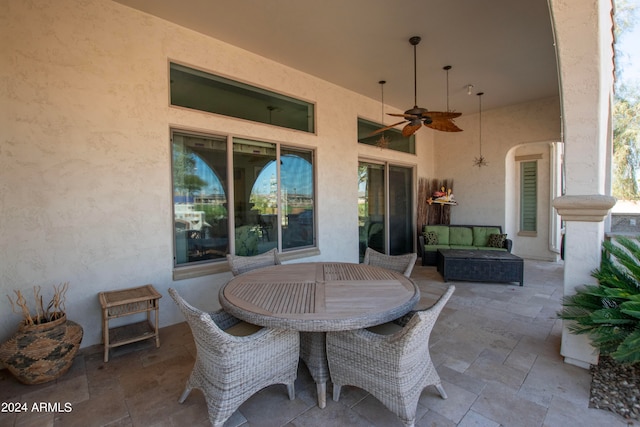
(170, 63), (315, 133)
(172, 131), (315, 268)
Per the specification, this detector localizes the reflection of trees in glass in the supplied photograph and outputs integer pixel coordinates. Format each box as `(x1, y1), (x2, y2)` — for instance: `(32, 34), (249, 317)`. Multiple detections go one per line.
(613, 0), (640, 200)
(173, 145), (206, 197)
(358, 165), (369, 224)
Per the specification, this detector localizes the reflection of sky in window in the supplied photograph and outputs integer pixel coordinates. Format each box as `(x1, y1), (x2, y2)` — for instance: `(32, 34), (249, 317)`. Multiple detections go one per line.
(255, 155), (313, 195)
(194, 157), (224, 195)
(194, 154), (312, 196)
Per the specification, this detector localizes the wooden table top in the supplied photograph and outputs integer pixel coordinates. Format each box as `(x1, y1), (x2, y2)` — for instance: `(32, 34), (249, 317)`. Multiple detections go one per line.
(219, 262), (419, 331)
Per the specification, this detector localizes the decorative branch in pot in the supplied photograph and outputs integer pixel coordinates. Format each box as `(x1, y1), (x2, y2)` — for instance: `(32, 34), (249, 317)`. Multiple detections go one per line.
(0, 282), (83, 384)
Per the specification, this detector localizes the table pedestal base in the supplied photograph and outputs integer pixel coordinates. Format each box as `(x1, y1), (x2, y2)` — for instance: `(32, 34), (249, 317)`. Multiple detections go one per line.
(300, 332), (329, 408)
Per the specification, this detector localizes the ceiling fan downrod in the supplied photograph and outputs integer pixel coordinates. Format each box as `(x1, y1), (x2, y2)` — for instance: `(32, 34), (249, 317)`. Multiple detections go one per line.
(409, 36), (421, 108)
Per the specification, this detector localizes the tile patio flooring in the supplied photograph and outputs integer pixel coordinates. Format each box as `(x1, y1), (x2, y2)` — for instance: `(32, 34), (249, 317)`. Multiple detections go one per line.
(1, 260), (636, 427)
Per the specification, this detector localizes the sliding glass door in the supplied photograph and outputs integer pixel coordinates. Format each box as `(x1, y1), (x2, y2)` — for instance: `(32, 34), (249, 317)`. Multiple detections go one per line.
(389, 165), (413, 255)
(358, 161), (413, 261)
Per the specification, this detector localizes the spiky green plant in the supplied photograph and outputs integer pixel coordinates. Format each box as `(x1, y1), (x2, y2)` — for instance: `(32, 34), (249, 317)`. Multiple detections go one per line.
(559, 236), (640, 364)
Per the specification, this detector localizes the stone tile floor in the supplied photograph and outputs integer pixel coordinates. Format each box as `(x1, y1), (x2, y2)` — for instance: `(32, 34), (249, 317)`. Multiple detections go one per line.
(1, 260), (636, 426)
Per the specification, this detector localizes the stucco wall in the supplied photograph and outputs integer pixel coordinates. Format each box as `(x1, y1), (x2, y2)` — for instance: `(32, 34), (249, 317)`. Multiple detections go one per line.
(0, 0), (437, 347)
(430, 97), (561, 255)
(1, 0), (565, 350)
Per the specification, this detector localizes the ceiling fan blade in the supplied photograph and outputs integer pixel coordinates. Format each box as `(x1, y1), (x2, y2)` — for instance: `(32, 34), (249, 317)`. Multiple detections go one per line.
(369, 120), (408, 135)
(425, 119), (463, 132)
(402, 122), (422, 137)
(387, 112), (420, 119)
(422, 111), (462, 120)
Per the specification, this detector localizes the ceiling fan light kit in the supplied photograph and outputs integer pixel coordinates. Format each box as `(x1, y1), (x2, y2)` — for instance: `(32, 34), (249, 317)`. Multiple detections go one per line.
(370, 35), (462, 137)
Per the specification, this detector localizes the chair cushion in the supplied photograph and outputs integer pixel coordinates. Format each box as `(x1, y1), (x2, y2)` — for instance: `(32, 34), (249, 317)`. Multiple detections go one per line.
(449, 227), (473, 246)
(367, 321), (403, 335)
(472, 227), (502, 247)
(488, 233), (508, 248)
(424, 231), (439, 245)
(425, 225), (449, 245)
(224, 321), (263, 337)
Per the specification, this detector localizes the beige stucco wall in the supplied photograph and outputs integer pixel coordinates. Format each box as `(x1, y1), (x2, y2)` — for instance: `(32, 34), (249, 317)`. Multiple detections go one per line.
(0, 0), (437, 347)
(0, 0), (577, 351)
(430, 97), (562, 238)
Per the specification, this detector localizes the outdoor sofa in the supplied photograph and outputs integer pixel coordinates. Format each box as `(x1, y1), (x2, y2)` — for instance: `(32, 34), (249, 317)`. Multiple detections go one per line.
(418, 224), (512, 266)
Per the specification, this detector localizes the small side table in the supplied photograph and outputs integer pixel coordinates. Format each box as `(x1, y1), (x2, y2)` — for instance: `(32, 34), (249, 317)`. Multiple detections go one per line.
(99, 284), (161, 362)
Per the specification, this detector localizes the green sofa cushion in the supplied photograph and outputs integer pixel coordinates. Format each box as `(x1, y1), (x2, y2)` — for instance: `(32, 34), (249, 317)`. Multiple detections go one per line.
(473, 226), (502, 247)
(425, 225), (449, 245)
(449, 227), (473, 246)
(482, 247), (508, 251)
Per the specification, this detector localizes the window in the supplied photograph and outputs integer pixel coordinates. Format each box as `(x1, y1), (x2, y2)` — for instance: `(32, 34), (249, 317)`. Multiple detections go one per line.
(170, 63), (315, 133)
(520, 161), (537, 233)
(357, 118), (415, 154)
(172, 131), (315, 268)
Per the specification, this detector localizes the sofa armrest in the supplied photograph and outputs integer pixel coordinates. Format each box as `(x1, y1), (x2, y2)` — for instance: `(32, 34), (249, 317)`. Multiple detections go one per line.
(504, 238), (513, 253)
(418, 234), (426, 263)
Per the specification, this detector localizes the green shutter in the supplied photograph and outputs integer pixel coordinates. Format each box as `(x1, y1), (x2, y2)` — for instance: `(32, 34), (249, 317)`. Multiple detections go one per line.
(520, 161), (537, 232)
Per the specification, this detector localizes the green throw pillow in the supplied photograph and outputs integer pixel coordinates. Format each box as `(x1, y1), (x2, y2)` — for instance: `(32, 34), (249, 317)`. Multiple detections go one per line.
(488, 233), (507, 248)
(424, 231), (439, 245)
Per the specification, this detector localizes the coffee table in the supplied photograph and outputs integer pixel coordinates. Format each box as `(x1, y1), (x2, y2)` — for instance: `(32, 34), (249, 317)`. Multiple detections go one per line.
(437, 249), (524, 286)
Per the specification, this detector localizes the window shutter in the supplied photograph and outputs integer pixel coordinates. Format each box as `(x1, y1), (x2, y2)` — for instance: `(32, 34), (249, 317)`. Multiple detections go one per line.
(520, 161), (537, 232)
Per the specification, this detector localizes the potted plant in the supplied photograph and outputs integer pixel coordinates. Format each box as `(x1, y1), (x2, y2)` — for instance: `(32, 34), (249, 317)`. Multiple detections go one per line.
(0, 282), (83, 384)
(558, 236), (640, 419)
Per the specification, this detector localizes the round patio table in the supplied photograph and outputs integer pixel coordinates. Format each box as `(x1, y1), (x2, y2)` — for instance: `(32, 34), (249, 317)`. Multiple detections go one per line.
(219, 262), (419, 408)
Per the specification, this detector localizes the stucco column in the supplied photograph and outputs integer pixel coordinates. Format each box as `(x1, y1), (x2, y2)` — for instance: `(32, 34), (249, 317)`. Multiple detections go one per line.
(549, 0), (615, 368)
(554, 196), (615, 368)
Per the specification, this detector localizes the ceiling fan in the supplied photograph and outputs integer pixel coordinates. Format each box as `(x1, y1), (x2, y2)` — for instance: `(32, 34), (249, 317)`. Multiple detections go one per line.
(372, 36), (462, 137)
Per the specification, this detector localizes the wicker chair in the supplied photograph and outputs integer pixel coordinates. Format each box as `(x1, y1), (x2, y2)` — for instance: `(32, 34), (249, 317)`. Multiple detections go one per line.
(168, 288), (299, 427)
(363, 247), (417, 278)
(326, 285), (455, 427)
(226, 247), (281, 276)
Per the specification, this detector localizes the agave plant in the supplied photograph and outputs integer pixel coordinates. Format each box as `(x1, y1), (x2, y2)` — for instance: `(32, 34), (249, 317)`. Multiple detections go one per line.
(559, 236), (640, 364)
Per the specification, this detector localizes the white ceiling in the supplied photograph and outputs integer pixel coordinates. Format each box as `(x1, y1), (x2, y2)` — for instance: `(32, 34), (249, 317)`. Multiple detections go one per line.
(114, 0), (559, 116)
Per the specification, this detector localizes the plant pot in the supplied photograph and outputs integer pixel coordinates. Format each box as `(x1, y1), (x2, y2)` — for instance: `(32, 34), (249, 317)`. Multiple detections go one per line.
(0, 313), (83, 384)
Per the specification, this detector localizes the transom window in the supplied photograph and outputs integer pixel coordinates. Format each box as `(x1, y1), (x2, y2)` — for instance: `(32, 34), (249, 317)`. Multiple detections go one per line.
(170, 63), (315, 133)
(357, 118), (416, 154)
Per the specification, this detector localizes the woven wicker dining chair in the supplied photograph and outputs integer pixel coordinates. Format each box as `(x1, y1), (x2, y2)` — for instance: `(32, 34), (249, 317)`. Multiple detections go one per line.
(168, 288), (299, 427)
(226, 247), (281, 276)
(363, 247), (417, 277)
(326, 285), (455, 427)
